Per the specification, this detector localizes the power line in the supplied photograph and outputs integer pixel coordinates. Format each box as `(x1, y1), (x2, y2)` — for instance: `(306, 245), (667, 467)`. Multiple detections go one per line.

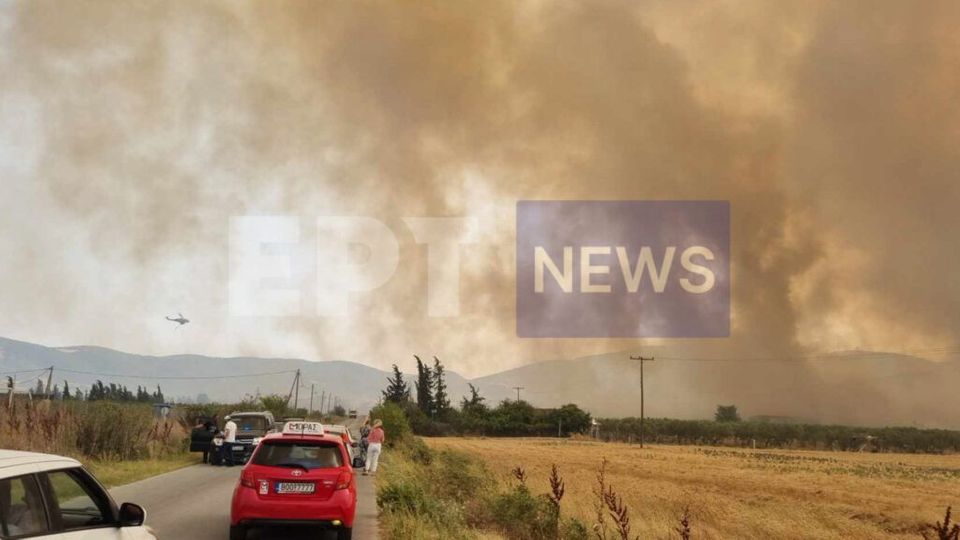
(0, 368), (50, 377)
(55, 367), (299, 380)
(5, 345), (957, 389)
(656, 346), (960, 363)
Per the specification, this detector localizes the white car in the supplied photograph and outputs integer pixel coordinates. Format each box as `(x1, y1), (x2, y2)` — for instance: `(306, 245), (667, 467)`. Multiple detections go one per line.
(0, 450), (155, 539)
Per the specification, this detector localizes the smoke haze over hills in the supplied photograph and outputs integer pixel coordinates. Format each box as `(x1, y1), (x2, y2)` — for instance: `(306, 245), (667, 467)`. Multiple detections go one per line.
(1, 1), (959, 421)
(3, 336), (959, 429)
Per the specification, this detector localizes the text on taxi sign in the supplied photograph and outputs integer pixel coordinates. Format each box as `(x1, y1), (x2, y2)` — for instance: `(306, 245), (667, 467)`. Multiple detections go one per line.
(282, 421), (324, 435)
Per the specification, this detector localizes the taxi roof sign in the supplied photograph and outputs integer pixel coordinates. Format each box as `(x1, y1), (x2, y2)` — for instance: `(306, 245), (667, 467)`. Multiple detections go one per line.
(282, 421), (325, 436)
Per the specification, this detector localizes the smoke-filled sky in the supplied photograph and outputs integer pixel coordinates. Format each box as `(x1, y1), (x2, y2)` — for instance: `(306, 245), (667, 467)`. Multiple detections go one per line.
(1, 0), (958, 378)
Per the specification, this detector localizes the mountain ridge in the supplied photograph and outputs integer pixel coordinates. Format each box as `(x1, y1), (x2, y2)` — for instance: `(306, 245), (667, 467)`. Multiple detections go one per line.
(2, 336), (957, 428)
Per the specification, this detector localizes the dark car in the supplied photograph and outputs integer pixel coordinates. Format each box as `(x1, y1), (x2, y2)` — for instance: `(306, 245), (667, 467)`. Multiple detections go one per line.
(221, 411), (277, 464)
(188, 416), (219, 463)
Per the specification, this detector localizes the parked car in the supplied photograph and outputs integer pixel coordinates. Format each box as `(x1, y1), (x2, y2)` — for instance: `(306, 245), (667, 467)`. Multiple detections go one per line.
(230, 422), (356, 540)
(322, 425), (362, 468)
(0, 449), (154, 539)
(191, 411), (277, 465)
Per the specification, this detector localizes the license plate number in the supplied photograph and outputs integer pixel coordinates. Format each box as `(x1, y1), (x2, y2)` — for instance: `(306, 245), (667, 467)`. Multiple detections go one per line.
(276, 482), (315, 494)
(233, 446), (244, 451)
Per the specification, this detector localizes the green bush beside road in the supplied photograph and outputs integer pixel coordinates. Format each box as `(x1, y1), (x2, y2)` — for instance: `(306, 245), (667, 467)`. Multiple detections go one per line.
(373, 410), (589, 540)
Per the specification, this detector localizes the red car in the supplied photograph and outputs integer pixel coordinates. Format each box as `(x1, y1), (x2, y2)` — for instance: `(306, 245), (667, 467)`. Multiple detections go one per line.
(230, 422), (357, 540)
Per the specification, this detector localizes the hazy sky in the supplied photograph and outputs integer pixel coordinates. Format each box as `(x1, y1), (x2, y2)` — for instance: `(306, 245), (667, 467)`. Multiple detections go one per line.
(1, 1), (958, 378)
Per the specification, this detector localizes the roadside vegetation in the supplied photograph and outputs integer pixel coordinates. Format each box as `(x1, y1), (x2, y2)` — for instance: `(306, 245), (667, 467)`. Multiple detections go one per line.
(371, 402), (594, 539)
(599, 416), (960, 454)
(384, 358), (960, 455)
(0, 398), (192, 486)
(381, 358), (593, 438)
(86, 454), (198, 488)
(0, 385), (351, 487)
(429, 437), (960, 540)
(178, 392), (345, 424)
(374, 360), (960, 539)
(1, 399), (184, 460)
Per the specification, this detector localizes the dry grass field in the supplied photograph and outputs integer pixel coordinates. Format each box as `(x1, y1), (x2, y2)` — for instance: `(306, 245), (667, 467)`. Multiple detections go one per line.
(426, 437), (960, 540)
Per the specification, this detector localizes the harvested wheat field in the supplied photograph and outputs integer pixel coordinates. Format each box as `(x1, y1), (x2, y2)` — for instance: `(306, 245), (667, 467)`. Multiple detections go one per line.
(426, 437), (960, 540)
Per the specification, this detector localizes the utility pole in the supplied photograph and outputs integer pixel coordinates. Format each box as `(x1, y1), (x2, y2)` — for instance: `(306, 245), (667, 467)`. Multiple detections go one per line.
(629, 355), (654, 448)
(319, 390), (326, 415)
(286, 370), (301, 411)
(295, 370), (301, 411)
(309, 384), (315, 415)
(513, 386), (524, 402)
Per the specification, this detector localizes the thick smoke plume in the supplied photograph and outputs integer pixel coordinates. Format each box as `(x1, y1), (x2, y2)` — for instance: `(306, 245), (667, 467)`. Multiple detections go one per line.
(1, 1), (958, 419)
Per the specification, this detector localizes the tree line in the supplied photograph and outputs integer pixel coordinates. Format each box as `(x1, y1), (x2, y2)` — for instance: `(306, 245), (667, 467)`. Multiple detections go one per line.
(12, 377), (166, 403)
(381, 357), (593, 437)
(598, 416), (960, 453)
(382, 363), (960, 453)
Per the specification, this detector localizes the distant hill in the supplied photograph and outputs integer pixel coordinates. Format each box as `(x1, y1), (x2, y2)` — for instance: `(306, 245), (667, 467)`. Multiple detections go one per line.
(2, 336), (958, 429)
(474, 349), (960, 428)
(0, 336), (439, 413)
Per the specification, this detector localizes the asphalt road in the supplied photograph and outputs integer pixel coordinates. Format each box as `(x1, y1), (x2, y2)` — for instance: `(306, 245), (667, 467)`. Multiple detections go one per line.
(110, 462), (379, 540)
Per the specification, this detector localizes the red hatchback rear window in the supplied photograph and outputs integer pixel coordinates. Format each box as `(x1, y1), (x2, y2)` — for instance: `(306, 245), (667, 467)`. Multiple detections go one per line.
(252, 440), (343, 470)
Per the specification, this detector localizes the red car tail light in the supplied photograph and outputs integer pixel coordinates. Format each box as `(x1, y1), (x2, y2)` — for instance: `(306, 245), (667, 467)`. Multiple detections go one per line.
(335, 470), (352, 490)
(240, 469), (255, 489)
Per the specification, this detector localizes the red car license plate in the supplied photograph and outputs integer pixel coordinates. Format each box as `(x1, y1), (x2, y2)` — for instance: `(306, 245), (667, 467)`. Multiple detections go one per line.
(276, 482), (315, 494)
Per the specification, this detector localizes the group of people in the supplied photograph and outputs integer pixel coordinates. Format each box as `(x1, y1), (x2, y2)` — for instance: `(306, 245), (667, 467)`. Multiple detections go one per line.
(192, 415), (385, 473)
(358, 418), (385, 475)
(194, 415), (238, 466)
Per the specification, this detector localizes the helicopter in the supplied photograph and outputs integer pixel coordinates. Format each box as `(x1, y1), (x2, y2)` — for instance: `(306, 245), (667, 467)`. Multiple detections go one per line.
(166, 313), (190, 327)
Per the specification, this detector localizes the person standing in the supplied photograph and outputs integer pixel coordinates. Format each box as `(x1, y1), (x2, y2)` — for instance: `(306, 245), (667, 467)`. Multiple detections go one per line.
(195, 419), (217, 464)
(363, 419), (385, 476)
(221, 415), (238, 467)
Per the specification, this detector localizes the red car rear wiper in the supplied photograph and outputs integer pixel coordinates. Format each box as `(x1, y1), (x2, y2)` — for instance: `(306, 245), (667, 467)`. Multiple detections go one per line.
(274, 462), (310, 470)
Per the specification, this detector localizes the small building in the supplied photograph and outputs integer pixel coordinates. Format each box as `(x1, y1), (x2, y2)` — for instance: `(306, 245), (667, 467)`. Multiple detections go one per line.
(152, 402), (174, 419)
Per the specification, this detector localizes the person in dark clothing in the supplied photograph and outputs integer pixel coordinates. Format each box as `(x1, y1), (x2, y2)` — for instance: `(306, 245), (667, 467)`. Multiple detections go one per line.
(201, 421), (215, 463)
(191, 419), (218, 464)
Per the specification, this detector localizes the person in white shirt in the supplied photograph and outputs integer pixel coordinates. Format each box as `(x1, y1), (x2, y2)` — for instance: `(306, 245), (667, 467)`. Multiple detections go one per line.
(221, 415), (238, 466)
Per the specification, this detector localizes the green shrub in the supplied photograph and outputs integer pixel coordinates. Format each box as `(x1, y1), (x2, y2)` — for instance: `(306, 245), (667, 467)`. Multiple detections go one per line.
(489, 485), (559, 539)
(430, 450), (491, 501)
(404, 437), (434, 465)
(371, 401), (412, 446)
(377, 435), (582, 540)
(378, 478), (433, 514)
(560, 517), (590, 540)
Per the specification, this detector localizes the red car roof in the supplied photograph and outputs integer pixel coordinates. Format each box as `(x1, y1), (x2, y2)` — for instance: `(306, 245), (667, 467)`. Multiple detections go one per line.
(261, 432), (345, 444)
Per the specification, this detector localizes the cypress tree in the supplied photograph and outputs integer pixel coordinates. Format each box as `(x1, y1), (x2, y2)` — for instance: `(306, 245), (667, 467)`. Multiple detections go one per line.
(382, 364), (410, 403)
(433, 356), (450, 419)
(414, 355), (434, 416)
